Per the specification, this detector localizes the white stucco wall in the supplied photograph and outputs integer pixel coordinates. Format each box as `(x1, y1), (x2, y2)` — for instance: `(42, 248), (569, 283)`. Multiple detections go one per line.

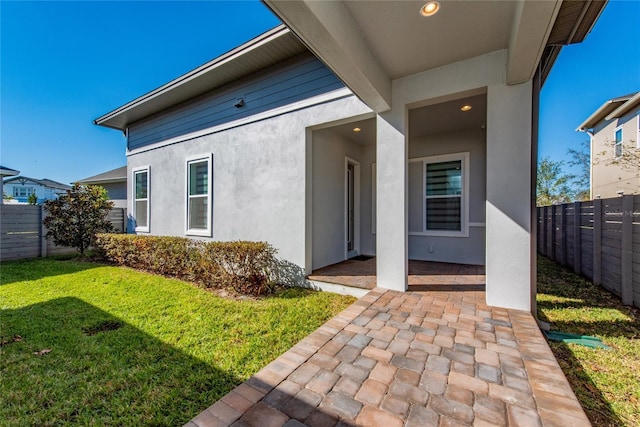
(127, 91), (371, 270)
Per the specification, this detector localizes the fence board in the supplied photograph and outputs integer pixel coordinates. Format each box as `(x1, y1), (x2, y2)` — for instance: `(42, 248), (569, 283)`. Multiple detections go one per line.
(537, 194), (639, 309)
(1, 205), (125, 261)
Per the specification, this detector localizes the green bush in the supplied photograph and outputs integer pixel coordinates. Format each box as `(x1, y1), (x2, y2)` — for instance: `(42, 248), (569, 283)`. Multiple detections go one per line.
(94, 234), (276, 295)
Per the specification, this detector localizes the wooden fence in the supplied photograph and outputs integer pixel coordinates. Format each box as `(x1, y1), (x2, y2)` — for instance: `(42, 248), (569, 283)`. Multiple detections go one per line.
(537, 195), (640, 309)
(0, 205), (126, 261)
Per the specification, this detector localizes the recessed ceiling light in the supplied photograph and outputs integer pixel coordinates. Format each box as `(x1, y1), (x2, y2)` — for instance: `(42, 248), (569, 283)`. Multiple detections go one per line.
(353, 127), (362, 132)
(460, 105), (472, 112)
(420, 1), (440, 17)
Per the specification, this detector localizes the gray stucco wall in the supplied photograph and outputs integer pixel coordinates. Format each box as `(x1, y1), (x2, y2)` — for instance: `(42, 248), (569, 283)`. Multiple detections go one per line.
(311, 129), (375, 270)
(127, 94), (371, 269)
(406, 128), (486, 264)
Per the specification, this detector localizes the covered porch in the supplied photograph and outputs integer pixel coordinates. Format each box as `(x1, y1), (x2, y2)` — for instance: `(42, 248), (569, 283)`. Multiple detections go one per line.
(309, 258), (485, 292)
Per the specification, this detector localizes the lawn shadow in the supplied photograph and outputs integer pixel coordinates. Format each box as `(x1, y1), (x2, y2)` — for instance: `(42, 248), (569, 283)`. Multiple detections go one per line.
(0, 297), (240, 425)
(546, 340), (625, 427)
(0, 257), (102, 285)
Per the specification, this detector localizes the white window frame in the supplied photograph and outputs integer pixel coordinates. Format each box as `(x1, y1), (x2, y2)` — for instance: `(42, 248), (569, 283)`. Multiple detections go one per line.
(636, 114), (639, 149)
(410, 152), (469, 238)
(614, 126), (623, 158)
(132, 166), (150, 233)
(185, 154), (213, 237)
(13, 186), (34, 198)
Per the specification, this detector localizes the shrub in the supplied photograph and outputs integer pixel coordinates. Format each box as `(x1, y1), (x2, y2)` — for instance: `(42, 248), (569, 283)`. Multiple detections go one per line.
(94, 234), (277, 295)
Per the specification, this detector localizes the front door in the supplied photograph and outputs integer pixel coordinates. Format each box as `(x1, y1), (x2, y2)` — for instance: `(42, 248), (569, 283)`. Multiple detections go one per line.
(345, 158), (360, 259)
(347, 163), (355, 253)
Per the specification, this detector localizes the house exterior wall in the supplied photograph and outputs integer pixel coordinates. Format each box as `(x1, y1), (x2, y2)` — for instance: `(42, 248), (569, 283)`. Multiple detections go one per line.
(127, 53), (344, 151)
(407, 129), (486, 264)
(127, 93), (371, 269)
(100, 182), (127, 200)
(311, 129), (376, 270)
(591, 109), (640, 198)
(3, 182), (66, 204)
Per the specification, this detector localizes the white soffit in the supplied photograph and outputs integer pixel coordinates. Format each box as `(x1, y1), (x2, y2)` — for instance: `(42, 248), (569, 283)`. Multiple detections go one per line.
(266, 0), (565, 113)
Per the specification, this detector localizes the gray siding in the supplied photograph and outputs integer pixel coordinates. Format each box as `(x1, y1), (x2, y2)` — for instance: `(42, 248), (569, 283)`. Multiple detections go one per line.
(128, 53), (344, 150)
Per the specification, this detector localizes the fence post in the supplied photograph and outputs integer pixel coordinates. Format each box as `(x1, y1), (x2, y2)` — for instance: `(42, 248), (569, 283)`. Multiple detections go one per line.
(560, 203), (567, 266)
(573, 201), (581, 275)
(551, 204), (557, 261)
(542, 206), (548, 256)
(593, 199), (602, 285)
(40, 205), (47, 258)
(621, 195), (633, 305)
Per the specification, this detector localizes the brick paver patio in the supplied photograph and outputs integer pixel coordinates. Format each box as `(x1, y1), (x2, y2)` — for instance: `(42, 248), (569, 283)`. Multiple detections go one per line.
(185, 288), (590, 427)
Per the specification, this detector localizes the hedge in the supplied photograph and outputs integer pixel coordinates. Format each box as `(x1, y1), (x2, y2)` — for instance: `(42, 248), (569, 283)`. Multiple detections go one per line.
(94, 234), (276, 295)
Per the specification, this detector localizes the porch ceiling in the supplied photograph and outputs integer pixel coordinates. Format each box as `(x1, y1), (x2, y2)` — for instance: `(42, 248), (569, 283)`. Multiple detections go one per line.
(263, 0), (604, 113)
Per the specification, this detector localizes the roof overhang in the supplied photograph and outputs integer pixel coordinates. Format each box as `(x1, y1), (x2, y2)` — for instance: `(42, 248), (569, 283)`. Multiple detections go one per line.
(577, 92), (638, 132)
(606, 92), (640, 121)
(94, 25), (307, 131)
(0, 166), (20, 177)
(264, 0), (606, 113)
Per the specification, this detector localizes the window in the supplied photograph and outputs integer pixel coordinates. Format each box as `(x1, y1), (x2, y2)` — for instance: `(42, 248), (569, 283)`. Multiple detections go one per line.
(133, 167), (149, 232)
(186, 154), (212, 236)
(614, 127), (623, 158)
(422, 153), (469, 236)
(13, 187), (35, 198)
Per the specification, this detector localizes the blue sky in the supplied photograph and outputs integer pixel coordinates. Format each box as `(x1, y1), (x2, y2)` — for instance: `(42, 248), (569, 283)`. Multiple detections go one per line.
(1, 1), (638, 185)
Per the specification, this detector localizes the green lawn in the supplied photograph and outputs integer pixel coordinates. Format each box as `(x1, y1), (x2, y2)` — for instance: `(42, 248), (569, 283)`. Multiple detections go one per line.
(0, 258), (355, 426)
(537, 255), (640, 427)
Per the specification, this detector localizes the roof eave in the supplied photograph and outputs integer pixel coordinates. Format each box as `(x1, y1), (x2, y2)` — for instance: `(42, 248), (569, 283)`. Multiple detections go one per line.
(605, 92), (640, 121)
(94, 24), (300, 131)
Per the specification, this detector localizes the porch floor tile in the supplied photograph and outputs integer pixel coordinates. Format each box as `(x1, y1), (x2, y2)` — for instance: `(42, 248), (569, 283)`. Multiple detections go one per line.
(186, 288), (590, 427)
(308, 258), (485, 291)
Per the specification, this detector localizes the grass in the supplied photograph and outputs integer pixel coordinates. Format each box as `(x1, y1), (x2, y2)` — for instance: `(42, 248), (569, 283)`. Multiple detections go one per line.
(537, 255), (640, 426)
(0, 257), (356, 426)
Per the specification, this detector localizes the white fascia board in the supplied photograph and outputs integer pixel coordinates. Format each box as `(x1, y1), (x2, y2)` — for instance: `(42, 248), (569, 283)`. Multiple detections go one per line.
(506, 0), (562, 85)
(576, 100), (626, 132)
(264, 0), (391, 112)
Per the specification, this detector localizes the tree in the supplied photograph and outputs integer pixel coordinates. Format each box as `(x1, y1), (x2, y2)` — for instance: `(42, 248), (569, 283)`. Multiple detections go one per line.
(537, 157), (574, 206)
(567, 139), (590, 201)
(27, 192), (38, 205)
(44, 184), (114, 255)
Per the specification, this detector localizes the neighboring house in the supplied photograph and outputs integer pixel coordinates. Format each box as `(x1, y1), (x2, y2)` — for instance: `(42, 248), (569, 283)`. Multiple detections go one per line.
(2, 176), (70, 204)
(95, 1), (605, 312)
(577, 91), (640, 199)
(0, 165), (20, 203)
(76, 166), (127, 208)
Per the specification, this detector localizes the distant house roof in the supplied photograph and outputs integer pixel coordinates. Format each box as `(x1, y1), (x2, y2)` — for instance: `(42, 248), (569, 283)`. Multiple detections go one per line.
(0, 166), (20, 177)
(76, 166), (127, 185)
(3, 176), (71, 191)
(577, 91), (640, 132)
(94, 25), (307, 131)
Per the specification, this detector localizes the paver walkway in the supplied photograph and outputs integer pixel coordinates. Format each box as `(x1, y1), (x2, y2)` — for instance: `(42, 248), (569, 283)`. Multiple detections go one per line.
(185, 288), (590, 427)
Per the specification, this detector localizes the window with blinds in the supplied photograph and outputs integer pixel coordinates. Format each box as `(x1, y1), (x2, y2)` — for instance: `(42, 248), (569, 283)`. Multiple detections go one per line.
(424, 158), (464, 232)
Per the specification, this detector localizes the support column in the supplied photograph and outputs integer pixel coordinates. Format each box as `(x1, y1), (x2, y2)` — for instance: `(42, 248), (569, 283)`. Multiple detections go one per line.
(375, 114), (407, 291)
(486, 82), (533, 311)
